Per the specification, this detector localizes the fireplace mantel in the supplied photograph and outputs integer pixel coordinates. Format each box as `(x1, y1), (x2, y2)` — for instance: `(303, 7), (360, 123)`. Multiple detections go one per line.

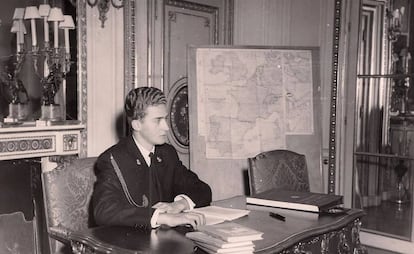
(0, 122), (85, 161)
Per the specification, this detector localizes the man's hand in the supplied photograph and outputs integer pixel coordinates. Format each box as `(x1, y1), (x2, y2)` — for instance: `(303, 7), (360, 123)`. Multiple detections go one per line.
(156, 211), (206, 229)
(153, 199), (189, 214)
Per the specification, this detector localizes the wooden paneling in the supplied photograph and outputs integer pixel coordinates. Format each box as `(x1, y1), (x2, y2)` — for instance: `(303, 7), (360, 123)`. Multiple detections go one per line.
(234, 0), (323, 46)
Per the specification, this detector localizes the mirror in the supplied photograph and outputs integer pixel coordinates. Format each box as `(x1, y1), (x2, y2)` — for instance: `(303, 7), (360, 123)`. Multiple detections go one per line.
(0, 0), (84, 124)
(124, 0), (342, 195)
(352, 0), (414, 241)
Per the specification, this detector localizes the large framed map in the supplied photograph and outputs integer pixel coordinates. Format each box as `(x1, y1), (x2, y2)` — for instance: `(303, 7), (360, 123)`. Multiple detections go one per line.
(188, 46), (322, 199)
(190, 46), (318, 159)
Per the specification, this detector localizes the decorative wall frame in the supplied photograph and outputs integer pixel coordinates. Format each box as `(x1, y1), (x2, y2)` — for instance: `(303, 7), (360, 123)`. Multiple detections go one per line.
(77, 0), (88, 157)
(163, 0), (219, 94)
(123, 0), (137, 93)
(327, 0), (342, 194)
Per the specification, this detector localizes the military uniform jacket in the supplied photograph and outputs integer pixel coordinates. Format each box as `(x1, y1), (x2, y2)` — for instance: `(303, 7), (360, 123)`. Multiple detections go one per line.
(92, 135), (212, 228)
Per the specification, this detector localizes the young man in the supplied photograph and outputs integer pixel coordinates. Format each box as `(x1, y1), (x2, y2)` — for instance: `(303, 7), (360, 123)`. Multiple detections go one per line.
(92, 87), (212, 229)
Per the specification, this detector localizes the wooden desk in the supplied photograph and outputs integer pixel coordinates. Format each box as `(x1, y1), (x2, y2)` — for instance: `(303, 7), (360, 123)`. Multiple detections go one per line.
(69, 196), (366, 254)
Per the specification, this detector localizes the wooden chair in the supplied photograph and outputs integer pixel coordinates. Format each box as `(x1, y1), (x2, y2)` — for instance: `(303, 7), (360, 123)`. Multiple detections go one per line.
(41, 157), (97, 248)
(248, 150), (310, 195)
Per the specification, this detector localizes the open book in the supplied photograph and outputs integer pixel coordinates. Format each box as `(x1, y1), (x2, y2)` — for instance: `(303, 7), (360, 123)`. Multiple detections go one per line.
(152, 204), (250, 225)
(191, 206), (250, 225)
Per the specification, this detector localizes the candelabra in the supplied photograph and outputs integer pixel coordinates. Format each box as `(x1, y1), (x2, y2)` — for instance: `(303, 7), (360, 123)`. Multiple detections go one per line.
(387, 6), (405, 42)
(387, 3), (412, 206)
(3, 4), (75, 123)
(387, 3), (411, 115)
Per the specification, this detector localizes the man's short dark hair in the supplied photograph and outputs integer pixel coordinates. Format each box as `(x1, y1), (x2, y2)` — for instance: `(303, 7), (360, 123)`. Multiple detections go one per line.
(125, 87), (167, 123)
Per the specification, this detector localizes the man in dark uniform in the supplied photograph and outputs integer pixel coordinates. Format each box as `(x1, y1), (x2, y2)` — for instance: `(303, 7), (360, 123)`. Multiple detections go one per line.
(92, 87), (211, 229)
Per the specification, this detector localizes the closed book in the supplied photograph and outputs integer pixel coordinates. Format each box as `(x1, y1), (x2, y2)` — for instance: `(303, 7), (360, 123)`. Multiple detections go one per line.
(186, 231), (254, 249)
(246, 189), (343, 213)
(197, 222), (263, 243)
(195, 241), (254, 253)
(246, 204), (319, 220)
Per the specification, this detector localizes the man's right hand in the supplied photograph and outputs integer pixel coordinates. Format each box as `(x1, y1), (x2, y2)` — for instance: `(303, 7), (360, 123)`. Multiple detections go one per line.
(156, 211), (205, 229)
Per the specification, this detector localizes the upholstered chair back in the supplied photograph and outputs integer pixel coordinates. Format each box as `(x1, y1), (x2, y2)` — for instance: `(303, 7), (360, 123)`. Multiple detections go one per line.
(42, 157), (97, 241)
(248, 150), (310, 196)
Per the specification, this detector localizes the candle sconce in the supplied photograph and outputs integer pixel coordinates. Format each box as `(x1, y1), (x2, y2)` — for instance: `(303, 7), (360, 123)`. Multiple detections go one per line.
(87, 0), (125, 28)
(1, 4), (75, 124)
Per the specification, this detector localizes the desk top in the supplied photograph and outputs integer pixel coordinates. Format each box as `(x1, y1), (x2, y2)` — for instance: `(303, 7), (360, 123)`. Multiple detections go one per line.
(69, 196), (365, 254)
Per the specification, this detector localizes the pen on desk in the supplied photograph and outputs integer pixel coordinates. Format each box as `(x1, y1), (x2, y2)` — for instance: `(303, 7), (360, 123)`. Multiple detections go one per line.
(269, 212), (285, 222)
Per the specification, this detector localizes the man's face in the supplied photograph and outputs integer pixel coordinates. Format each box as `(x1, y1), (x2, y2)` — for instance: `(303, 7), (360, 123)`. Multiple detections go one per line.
(132, 104), (170, 150)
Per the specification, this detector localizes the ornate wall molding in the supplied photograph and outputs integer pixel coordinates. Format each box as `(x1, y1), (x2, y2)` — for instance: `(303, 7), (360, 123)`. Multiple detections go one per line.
(78, 0), (88, 158)
(165, 0), (219, 44)
(328, 0), (343, 194)
(0, 137), (55, 154)
(0, 127), (82, 160)
(124, 0), (137, 93)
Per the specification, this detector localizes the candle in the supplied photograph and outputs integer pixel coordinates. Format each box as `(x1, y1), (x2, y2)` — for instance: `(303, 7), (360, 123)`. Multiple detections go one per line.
(18, 20), (24, 44)
(30, 19), (37, 46)
(48, 7), (64, 49)
(54, 22), (59, 49)
(24, 6), (40, 47)
(44, 19), (49, 42)
(16, 33), (21, 53)
(39, 4), (51, 44)
(11, 21), (21, 53)
(64, 29), (70, 54)
(59, 15), (75, 54)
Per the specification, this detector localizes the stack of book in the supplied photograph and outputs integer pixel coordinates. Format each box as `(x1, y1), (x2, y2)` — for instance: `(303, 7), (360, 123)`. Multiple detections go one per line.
(186, 221), (263, 254)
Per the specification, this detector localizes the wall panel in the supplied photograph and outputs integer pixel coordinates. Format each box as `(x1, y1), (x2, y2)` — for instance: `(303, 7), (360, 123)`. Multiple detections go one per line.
(87, 6), (125, 156)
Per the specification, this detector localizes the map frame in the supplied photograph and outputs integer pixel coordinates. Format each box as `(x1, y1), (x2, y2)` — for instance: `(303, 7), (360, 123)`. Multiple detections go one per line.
(188, 45), (323, 196)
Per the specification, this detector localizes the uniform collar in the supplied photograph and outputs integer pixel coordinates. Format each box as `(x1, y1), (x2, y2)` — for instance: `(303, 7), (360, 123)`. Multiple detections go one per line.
(132, 135), (155, 166)
(132, 135), (154, 155)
